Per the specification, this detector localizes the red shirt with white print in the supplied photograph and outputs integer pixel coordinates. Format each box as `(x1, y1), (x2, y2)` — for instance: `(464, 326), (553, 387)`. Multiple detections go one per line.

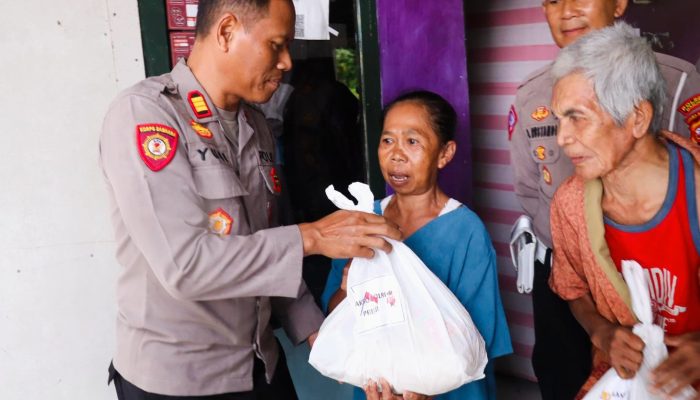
(605, 144), (700, 335)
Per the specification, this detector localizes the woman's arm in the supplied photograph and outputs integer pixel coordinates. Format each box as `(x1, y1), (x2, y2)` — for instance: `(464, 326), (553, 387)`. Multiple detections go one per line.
(569, 293), (645, 379)
(324, 259), (351, 313)
(327, 261), (350, 313)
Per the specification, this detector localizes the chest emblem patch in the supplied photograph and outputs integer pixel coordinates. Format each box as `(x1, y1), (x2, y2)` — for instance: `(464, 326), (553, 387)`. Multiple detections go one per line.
(535, 145), (547, 160)
(684, 112), (700, 144)
(507, 105), (518, 141)
(542, 166), (552, 185)
(209, 208), (233, 236)
(188, 91), (213, 119)
(678, 94), (700, 116)
(531, 106), (550, 121)
(270, 167), (282, 193)
(136, 124), (178, 171)
(190, 120), (213, 139)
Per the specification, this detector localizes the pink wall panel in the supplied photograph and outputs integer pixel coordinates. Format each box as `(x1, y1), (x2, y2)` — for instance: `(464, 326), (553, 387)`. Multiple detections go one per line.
(465, 0), (556, 381)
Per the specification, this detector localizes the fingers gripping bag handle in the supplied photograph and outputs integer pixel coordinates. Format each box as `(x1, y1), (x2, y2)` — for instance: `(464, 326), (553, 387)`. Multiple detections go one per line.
(622, 261), (696, 400)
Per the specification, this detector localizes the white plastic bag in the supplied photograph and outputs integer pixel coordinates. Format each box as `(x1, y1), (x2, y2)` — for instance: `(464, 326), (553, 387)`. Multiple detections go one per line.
(309, 183), (487, 396)
(583, 260), (696, 400)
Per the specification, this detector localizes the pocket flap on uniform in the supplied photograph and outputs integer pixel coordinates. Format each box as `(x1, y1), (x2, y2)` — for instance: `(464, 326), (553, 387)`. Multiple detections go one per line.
(193, 166), (249, 199)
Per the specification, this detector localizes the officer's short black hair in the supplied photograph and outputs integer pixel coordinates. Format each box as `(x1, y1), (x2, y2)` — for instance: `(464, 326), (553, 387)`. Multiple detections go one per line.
(383, 90), (457, 145)
(195, 0), (271, 37)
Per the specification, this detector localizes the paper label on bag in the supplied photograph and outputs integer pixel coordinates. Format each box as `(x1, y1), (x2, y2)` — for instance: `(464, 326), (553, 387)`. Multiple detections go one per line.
(349, 275), (406, 334)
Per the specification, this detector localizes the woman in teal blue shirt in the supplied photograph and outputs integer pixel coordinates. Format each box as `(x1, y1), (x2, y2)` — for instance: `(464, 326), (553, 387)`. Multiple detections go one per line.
(321, 90), (512, 400)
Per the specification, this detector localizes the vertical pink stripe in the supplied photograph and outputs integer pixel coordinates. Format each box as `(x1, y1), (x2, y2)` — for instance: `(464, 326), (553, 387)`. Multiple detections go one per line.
(476, 207), (521, 225)
(493, 241), (510, 258)
(473, 149), (511, 165)
(467, 7), (547, 28)
(499, 278), (523, 296)
(471, 114), (507, 130)
(505, 309), (535, 329)
(470, 44), (559, 62)
(474, 181), (515, 192)
(512, 341), (535, 358)
(470, 82), (519, 96)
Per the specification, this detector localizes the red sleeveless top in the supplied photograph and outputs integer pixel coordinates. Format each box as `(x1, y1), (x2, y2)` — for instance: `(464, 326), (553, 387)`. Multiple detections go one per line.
(605, 145), (700, 335)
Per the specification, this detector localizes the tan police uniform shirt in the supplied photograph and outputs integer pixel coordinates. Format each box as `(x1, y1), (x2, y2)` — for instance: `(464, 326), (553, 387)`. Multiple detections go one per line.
(99, 60), (324, 396)
(509, 52), (700, 249)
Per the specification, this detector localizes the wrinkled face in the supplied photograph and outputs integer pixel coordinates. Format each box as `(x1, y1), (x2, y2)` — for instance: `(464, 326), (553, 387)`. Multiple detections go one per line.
(542, 0), (624, 48)
(553, 73), (634, 180)
(225, 0), (294, 103)
(378, 102), (451, 195)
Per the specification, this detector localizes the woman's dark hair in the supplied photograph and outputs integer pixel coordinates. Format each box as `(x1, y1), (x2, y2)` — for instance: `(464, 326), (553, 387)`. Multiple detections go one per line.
(383, 90), (457, 145)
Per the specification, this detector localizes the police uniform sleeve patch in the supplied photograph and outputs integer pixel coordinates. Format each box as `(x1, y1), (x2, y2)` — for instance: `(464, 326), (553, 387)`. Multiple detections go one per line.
(136, 123), (179, 171)
(678, 94), (700, 116)
(685, 111), (700, 144)
(508, 105), (518, 140)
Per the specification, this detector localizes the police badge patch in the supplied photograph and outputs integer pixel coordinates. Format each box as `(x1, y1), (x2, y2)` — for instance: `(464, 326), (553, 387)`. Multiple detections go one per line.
(269, 167), (282, 193)
(508, 105), (518, 141)
(190, 120), (213, 139)
(685, 112), (700, 144)
(678, 94), (700, 144)
(531, 106), (549, 121)
(542, 166), (552, 185)
(209, 208), (233, 236)
(136, 123), (178, 171)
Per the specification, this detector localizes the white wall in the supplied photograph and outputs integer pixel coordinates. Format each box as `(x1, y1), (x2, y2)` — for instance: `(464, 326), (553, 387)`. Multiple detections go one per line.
(0, 1), (144, 398)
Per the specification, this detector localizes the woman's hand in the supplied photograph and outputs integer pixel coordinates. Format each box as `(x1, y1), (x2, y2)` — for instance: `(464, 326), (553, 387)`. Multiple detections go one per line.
(340, 260), (351, 292)
(650, 331), (700, 397)
(307, 331), (318, 349)
(364, 378), (432, 400)
(327, 260), (352, 313)
(591, 323), (645, 379)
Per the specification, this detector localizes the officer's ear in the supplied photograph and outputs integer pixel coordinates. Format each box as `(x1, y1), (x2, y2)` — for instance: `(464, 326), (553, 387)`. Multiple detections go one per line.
(215, 12), (243, 51)
(613, 0), (628, 18)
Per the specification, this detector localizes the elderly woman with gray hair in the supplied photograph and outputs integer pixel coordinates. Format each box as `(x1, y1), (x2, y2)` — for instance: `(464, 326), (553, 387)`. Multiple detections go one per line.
(547, 21), (700, 398)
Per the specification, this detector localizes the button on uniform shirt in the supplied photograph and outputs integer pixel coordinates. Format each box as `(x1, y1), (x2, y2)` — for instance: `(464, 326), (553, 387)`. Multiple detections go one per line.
(99, 60), (323, 396)
(509, 52), (700, 249)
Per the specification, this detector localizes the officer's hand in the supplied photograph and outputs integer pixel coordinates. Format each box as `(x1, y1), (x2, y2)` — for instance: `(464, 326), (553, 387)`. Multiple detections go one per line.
(650, 332), (700, 397)
(299, 210), (401, 259)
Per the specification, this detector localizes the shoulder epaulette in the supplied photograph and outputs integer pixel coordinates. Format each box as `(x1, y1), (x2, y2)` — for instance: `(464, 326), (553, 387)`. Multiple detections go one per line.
(518, 62), (554, 90)
(655, 52), (697, 74)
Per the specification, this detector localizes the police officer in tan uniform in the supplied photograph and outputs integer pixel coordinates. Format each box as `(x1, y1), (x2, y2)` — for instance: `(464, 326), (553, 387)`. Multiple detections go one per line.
(99, 1), (400, 399)
(508, 0), (700, 398)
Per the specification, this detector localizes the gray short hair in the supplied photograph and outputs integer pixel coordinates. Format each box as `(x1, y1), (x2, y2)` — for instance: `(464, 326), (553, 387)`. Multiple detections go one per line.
(551, 21), (667, 134)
